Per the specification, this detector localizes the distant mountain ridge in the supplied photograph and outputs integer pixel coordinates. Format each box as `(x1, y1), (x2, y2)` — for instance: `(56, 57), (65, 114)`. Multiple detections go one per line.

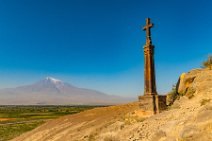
(0, 77), (134, 105)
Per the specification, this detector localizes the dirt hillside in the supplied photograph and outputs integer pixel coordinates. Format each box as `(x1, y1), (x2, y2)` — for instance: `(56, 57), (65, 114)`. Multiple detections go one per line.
(12, 69), (212, 141)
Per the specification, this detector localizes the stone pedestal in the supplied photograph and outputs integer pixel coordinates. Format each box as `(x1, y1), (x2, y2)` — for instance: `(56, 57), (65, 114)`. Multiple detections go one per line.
(138, 95), (167, 114)
(138, 18), (167, 114)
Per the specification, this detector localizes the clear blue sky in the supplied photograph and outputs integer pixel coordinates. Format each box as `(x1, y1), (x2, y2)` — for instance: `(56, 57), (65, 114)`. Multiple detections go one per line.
(0, 0), (211, 97)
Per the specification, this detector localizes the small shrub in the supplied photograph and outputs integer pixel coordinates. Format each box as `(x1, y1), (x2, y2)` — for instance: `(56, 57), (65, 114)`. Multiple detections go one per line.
(200, 99), (211, 106)
(137, 117), (146, 122)
(166, 85), (179, 106)
(88, 134), (95, 141)
(202, 55), (212, 69)
(185, 87), (195, 99)
(120, 124), (124, 130)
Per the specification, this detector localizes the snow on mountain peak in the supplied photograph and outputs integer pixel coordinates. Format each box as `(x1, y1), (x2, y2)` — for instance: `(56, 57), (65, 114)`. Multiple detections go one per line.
(45, 77), (62, 84)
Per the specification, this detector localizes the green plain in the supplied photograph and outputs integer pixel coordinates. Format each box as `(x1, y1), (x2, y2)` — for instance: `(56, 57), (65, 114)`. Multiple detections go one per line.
(0, 105), (100, 141)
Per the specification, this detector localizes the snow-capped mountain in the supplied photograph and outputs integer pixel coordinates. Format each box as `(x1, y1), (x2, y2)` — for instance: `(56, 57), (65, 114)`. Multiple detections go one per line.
(0, 77), (134, 105)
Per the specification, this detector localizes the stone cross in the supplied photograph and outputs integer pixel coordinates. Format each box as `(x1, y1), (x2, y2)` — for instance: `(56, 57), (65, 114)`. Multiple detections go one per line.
(138, 18), (167, 114)
(143, 18), (154, 45)
(142, 18), (157, 96)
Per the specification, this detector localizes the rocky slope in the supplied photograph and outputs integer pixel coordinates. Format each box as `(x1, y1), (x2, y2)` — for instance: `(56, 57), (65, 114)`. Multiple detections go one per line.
(11, 69), (212, 141)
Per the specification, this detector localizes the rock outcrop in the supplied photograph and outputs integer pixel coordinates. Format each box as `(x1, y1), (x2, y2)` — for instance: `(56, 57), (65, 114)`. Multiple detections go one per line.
(177, 69), (212, 98)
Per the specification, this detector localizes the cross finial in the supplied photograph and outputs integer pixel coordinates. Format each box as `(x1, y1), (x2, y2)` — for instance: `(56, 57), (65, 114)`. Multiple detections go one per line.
(143, 18), (154, 45)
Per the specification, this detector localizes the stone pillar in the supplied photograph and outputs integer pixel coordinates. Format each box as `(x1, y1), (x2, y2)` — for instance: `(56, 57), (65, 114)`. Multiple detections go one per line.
(144, 44), (157, 95)
(138, 18), (167, 114)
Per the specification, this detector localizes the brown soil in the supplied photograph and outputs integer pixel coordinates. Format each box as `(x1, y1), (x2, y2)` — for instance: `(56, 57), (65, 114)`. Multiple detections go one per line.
(0, 118), (15, 122)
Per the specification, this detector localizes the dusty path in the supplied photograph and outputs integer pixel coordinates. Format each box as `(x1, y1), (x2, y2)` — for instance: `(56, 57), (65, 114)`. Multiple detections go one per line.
(0, 119), (45, 125)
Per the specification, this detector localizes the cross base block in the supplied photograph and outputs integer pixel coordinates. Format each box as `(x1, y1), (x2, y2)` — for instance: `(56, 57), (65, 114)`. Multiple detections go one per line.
(138, 95), (167, 114)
